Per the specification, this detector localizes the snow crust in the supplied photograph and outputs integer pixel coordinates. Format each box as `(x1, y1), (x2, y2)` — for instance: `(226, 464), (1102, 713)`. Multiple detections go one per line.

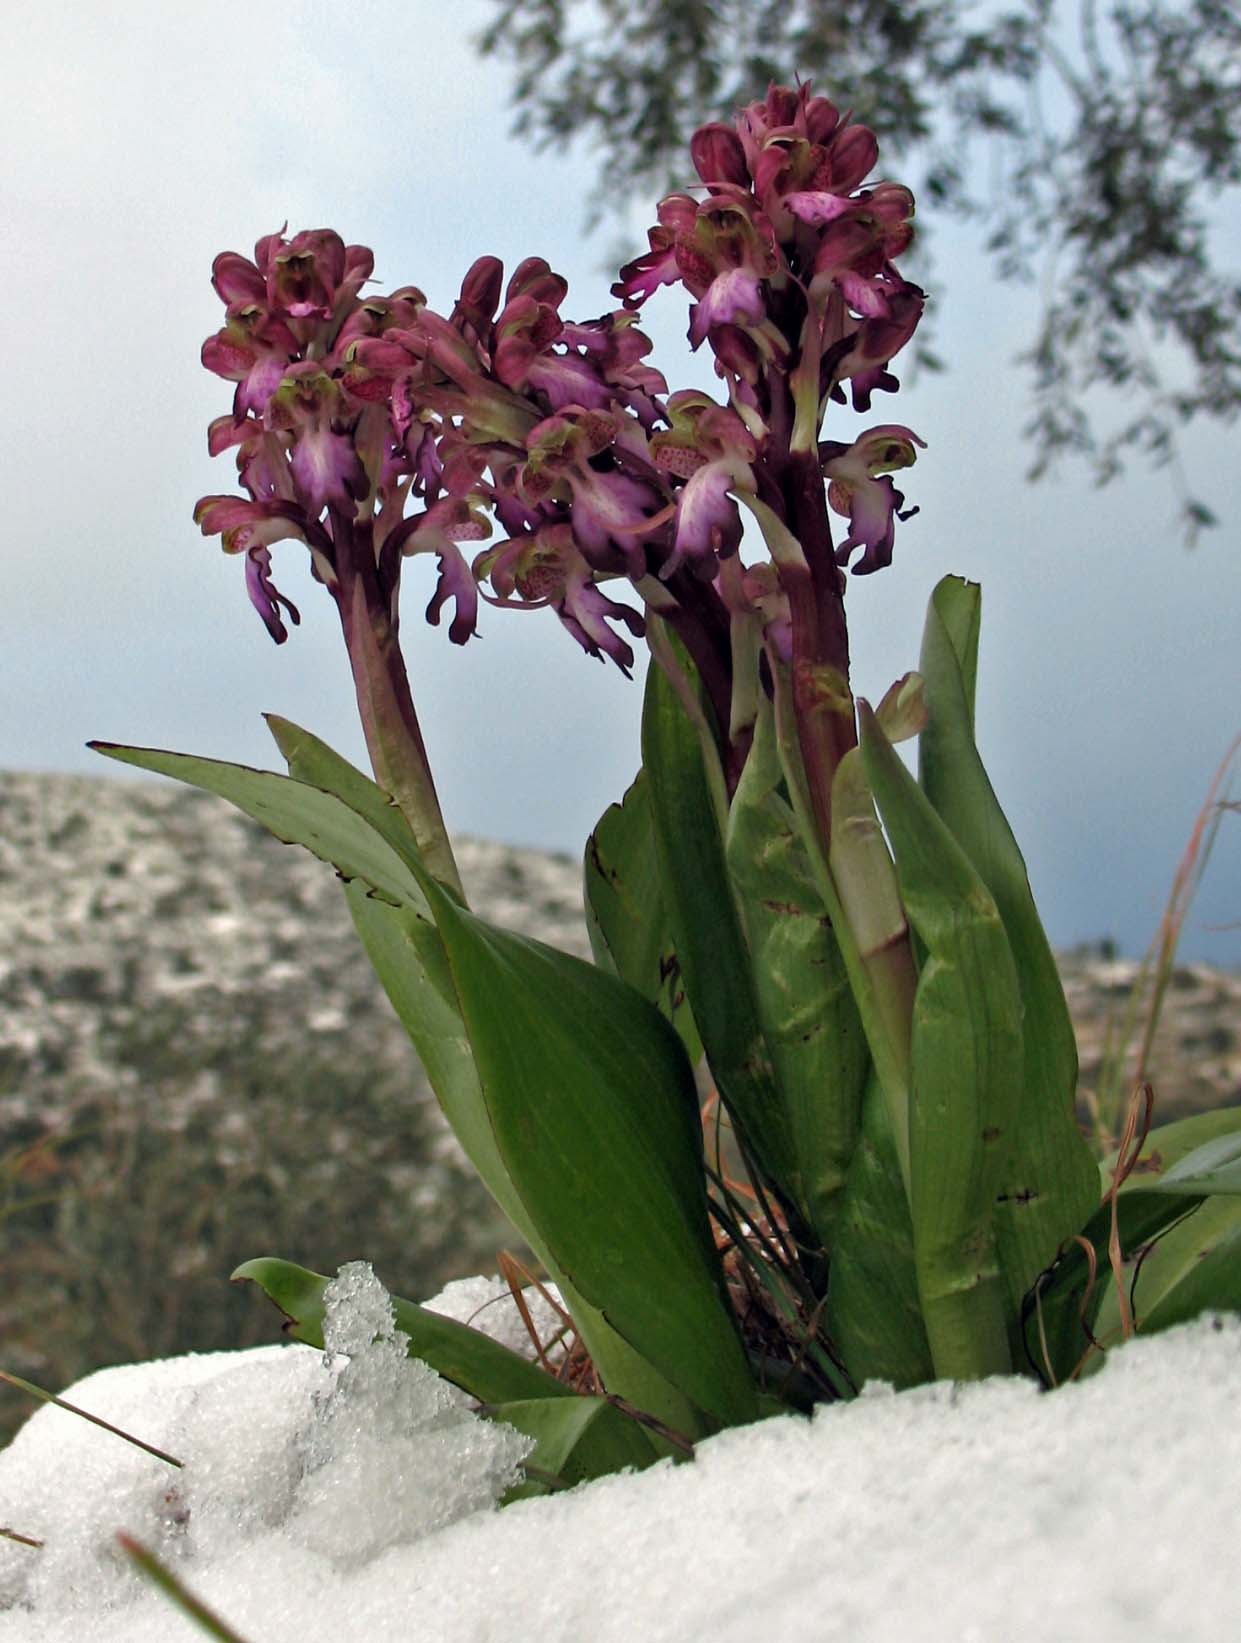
(1, 1268), (1237, 1643)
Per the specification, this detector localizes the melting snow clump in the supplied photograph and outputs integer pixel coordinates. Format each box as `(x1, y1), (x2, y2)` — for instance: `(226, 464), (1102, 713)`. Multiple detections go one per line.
(290, 1262), (532, 1567)
(0, 1263), (530, 1626)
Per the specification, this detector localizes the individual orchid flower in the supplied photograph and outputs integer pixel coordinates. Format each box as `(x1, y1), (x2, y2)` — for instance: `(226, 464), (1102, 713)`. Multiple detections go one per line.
(192, 495), (310, 559)
(474, 524), (645, 674)
(650, 392), (758, 576)
(519, 410), (667, 577)
(254, 227), (374, 325)
(266, 367), (364, 517)
(821, 424), (926, 575)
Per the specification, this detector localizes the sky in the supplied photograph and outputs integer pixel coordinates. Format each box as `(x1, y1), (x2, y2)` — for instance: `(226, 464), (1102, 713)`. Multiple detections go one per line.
(1, 1267), (1238, 1639)
(3, 0), (1238, 963)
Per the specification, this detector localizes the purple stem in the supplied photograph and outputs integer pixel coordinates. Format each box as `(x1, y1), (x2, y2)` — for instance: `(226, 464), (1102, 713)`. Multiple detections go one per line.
(330, 509), (464, 899)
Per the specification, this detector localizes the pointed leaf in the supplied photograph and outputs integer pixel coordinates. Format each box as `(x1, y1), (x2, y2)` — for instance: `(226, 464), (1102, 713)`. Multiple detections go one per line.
(90, 741), (425, 910)
(264, 724), (714, 1438)
(231, 1258), (575, 1404)
(641, 656), (795, 1194)
(725, 695), (868, 1245)
(917, 575), (1099, 1312)
(1148, 1130), (1241, 1196)
(826, 1071), (934, 1388)
(1115, 1105), (1241, 1187)
(861, 702), (1021, 1379)
(424, 879), (759, 1428)
(1019, 1189), (1205, 1385)
(493, 1395), (663, 1499)
(584, 770), (700, 1062)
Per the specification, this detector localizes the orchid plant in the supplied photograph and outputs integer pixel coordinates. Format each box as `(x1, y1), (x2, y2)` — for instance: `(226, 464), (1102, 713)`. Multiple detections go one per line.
(97, 82), (1241, 1490)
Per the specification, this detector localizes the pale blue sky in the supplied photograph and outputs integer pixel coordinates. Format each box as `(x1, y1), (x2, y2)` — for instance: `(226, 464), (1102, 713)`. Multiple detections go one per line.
(3, 0), (1237, 963)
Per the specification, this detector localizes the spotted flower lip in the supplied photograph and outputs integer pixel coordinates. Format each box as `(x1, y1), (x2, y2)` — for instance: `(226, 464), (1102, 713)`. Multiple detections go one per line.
(193, 495), (309, 557)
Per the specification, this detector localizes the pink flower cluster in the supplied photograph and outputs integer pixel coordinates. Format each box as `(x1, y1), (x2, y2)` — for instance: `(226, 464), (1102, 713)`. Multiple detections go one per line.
(196, 84), (925, 672)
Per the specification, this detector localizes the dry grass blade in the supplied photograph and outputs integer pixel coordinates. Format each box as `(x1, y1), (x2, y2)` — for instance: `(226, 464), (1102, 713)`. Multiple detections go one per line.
(0, 1368), (183, 1469)
(117, 1534), (254, 1642)
(494, 1250), (575, 1377)
(0, 1525), (43, 1550)
(1105, 1084), (1156, 1343)
(1091, 731), (1240, 1153)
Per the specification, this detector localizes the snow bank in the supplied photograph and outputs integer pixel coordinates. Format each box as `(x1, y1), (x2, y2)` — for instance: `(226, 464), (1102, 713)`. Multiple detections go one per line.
(1, 1268), (1237, 1642)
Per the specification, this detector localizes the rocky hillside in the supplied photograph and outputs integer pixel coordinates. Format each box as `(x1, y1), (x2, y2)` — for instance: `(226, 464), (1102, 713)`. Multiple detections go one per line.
(0, 768), (1237, 1435)
(3, 768), (1237, 1138)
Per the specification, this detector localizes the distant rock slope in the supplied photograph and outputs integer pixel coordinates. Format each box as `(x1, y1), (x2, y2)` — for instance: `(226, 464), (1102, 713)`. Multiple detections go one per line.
(2, 769), (1238, 1138)
(0, 770), (589, 1140)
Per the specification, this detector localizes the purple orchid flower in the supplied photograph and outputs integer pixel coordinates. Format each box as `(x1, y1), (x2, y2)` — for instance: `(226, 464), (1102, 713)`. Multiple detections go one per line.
(822, 425), (926, 574)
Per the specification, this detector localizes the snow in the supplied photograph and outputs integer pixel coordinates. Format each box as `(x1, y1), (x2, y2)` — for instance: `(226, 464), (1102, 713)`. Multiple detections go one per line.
(1, 1266), (1237, 1643)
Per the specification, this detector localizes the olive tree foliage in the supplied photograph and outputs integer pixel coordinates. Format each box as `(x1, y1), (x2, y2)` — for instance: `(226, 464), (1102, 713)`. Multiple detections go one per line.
(480, 0), (1241, 540)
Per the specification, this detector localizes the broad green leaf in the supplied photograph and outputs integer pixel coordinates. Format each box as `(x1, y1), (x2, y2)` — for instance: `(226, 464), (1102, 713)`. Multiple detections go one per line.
(1113, 1105), (1241, 1188)
(1145, 1130), (1241, 1196)
(641, 657), (796, 1196)
(1083, 1107), (1241, 1370)
(861, 702), (1021, 1379)
(424, 877), (759, 1429)
(1086, 1194), (1241, 1356)
(492, 1395), (663, 1500)
(231, 1258), (576, 1405)
(1137, 1210), (1241, 1331)
(106, 730), (711, 1438)
(90, 741), (425, 911)
(265, 713), (459, 900)
(584, 769), (701, 1063)
(826, 1071), (934, 1389)
(725, 694), (868, 1246)
(917, 576), (1100, 1314)
(1019, 1115), (1241, 1383)
(264, 724), (715, 1439)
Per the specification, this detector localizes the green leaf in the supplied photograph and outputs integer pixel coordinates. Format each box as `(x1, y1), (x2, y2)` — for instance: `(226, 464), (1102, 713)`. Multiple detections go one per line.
(108, 728), (710, 1442)
(1021, 1109), (1241, 1386)
(423, 878), (759, 1429)
(1145, 1130), (1241, 1196)
(826, 1071), (935, 1389)
(1114, 1105), (1241, 1188)
(860, 701), (1022, 1379)
(491, 1395), (663, 1500)
(1081, 1108), (1241, 1367)
(264, 713), (457, 899)
(1086, 1193), (1241, 1351)
(90, 741), (425, 911)
(1137, 1207), (1241, 1331)
(231, 1258), (575, 1405)
(584, 769), (700, 1063)
(724, 694), (868, 1246)
(641, 656), (795, 1196)
(917, 576), (1100, 1317)
(264, 724), (717, 1441)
